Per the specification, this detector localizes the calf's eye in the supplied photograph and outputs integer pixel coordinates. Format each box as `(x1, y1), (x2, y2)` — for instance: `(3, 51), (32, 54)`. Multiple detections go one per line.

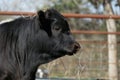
(54, 26), (61, 31)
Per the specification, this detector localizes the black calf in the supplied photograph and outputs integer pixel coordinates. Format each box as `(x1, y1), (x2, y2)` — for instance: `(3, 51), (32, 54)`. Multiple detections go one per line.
(0, 9), (80, 80)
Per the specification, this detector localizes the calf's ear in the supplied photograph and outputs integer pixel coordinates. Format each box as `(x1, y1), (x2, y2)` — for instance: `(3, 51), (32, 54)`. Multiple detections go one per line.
(37, 10), (46, 26)
(37, 10), (53, 37)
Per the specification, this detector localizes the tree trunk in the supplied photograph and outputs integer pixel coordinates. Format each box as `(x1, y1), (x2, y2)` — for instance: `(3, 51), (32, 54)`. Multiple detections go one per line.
(103, 0), (118, 80)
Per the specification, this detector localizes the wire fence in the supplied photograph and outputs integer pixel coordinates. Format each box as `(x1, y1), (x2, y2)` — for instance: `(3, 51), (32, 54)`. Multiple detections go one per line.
(0, 11), (120, 80)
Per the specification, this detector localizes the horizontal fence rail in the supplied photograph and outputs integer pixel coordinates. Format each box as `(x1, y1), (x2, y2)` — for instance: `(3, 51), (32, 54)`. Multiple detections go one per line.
(63, 13), (120, 19)
(77, 40), (120, 44)
(72, 30), (120, 35)
(0, 11), (35, 16)
(0, 11), (120, 19)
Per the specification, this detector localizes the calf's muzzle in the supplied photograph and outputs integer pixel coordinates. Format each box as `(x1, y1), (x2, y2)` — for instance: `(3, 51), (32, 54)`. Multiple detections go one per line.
(73, 42), (80, 53)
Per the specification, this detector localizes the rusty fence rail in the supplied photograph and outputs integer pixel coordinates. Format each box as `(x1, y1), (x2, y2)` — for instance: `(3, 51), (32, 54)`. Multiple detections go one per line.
(72, 30), (120, 35)
(0, 11), (120, 19)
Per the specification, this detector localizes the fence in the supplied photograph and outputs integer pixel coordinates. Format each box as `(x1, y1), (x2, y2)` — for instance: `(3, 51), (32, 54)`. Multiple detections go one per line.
(0, 11), (120, 80)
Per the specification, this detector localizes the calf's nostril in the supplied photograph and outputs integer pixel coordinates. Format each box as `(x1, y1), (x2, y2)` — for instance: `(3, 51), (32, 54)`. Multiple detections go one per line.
(74, 42), (80, 50)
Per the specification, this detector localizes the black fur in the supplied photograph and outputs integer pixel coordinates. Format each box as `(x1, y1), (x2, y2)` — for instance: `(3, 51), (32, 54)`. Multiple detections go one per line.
(0, 9), (80, 80)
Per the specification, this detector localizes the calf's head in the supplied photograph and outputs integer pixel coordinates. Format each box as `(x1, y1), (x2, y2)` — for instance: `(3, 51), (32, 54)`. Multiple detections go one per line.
(37, 9), (80, 57)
